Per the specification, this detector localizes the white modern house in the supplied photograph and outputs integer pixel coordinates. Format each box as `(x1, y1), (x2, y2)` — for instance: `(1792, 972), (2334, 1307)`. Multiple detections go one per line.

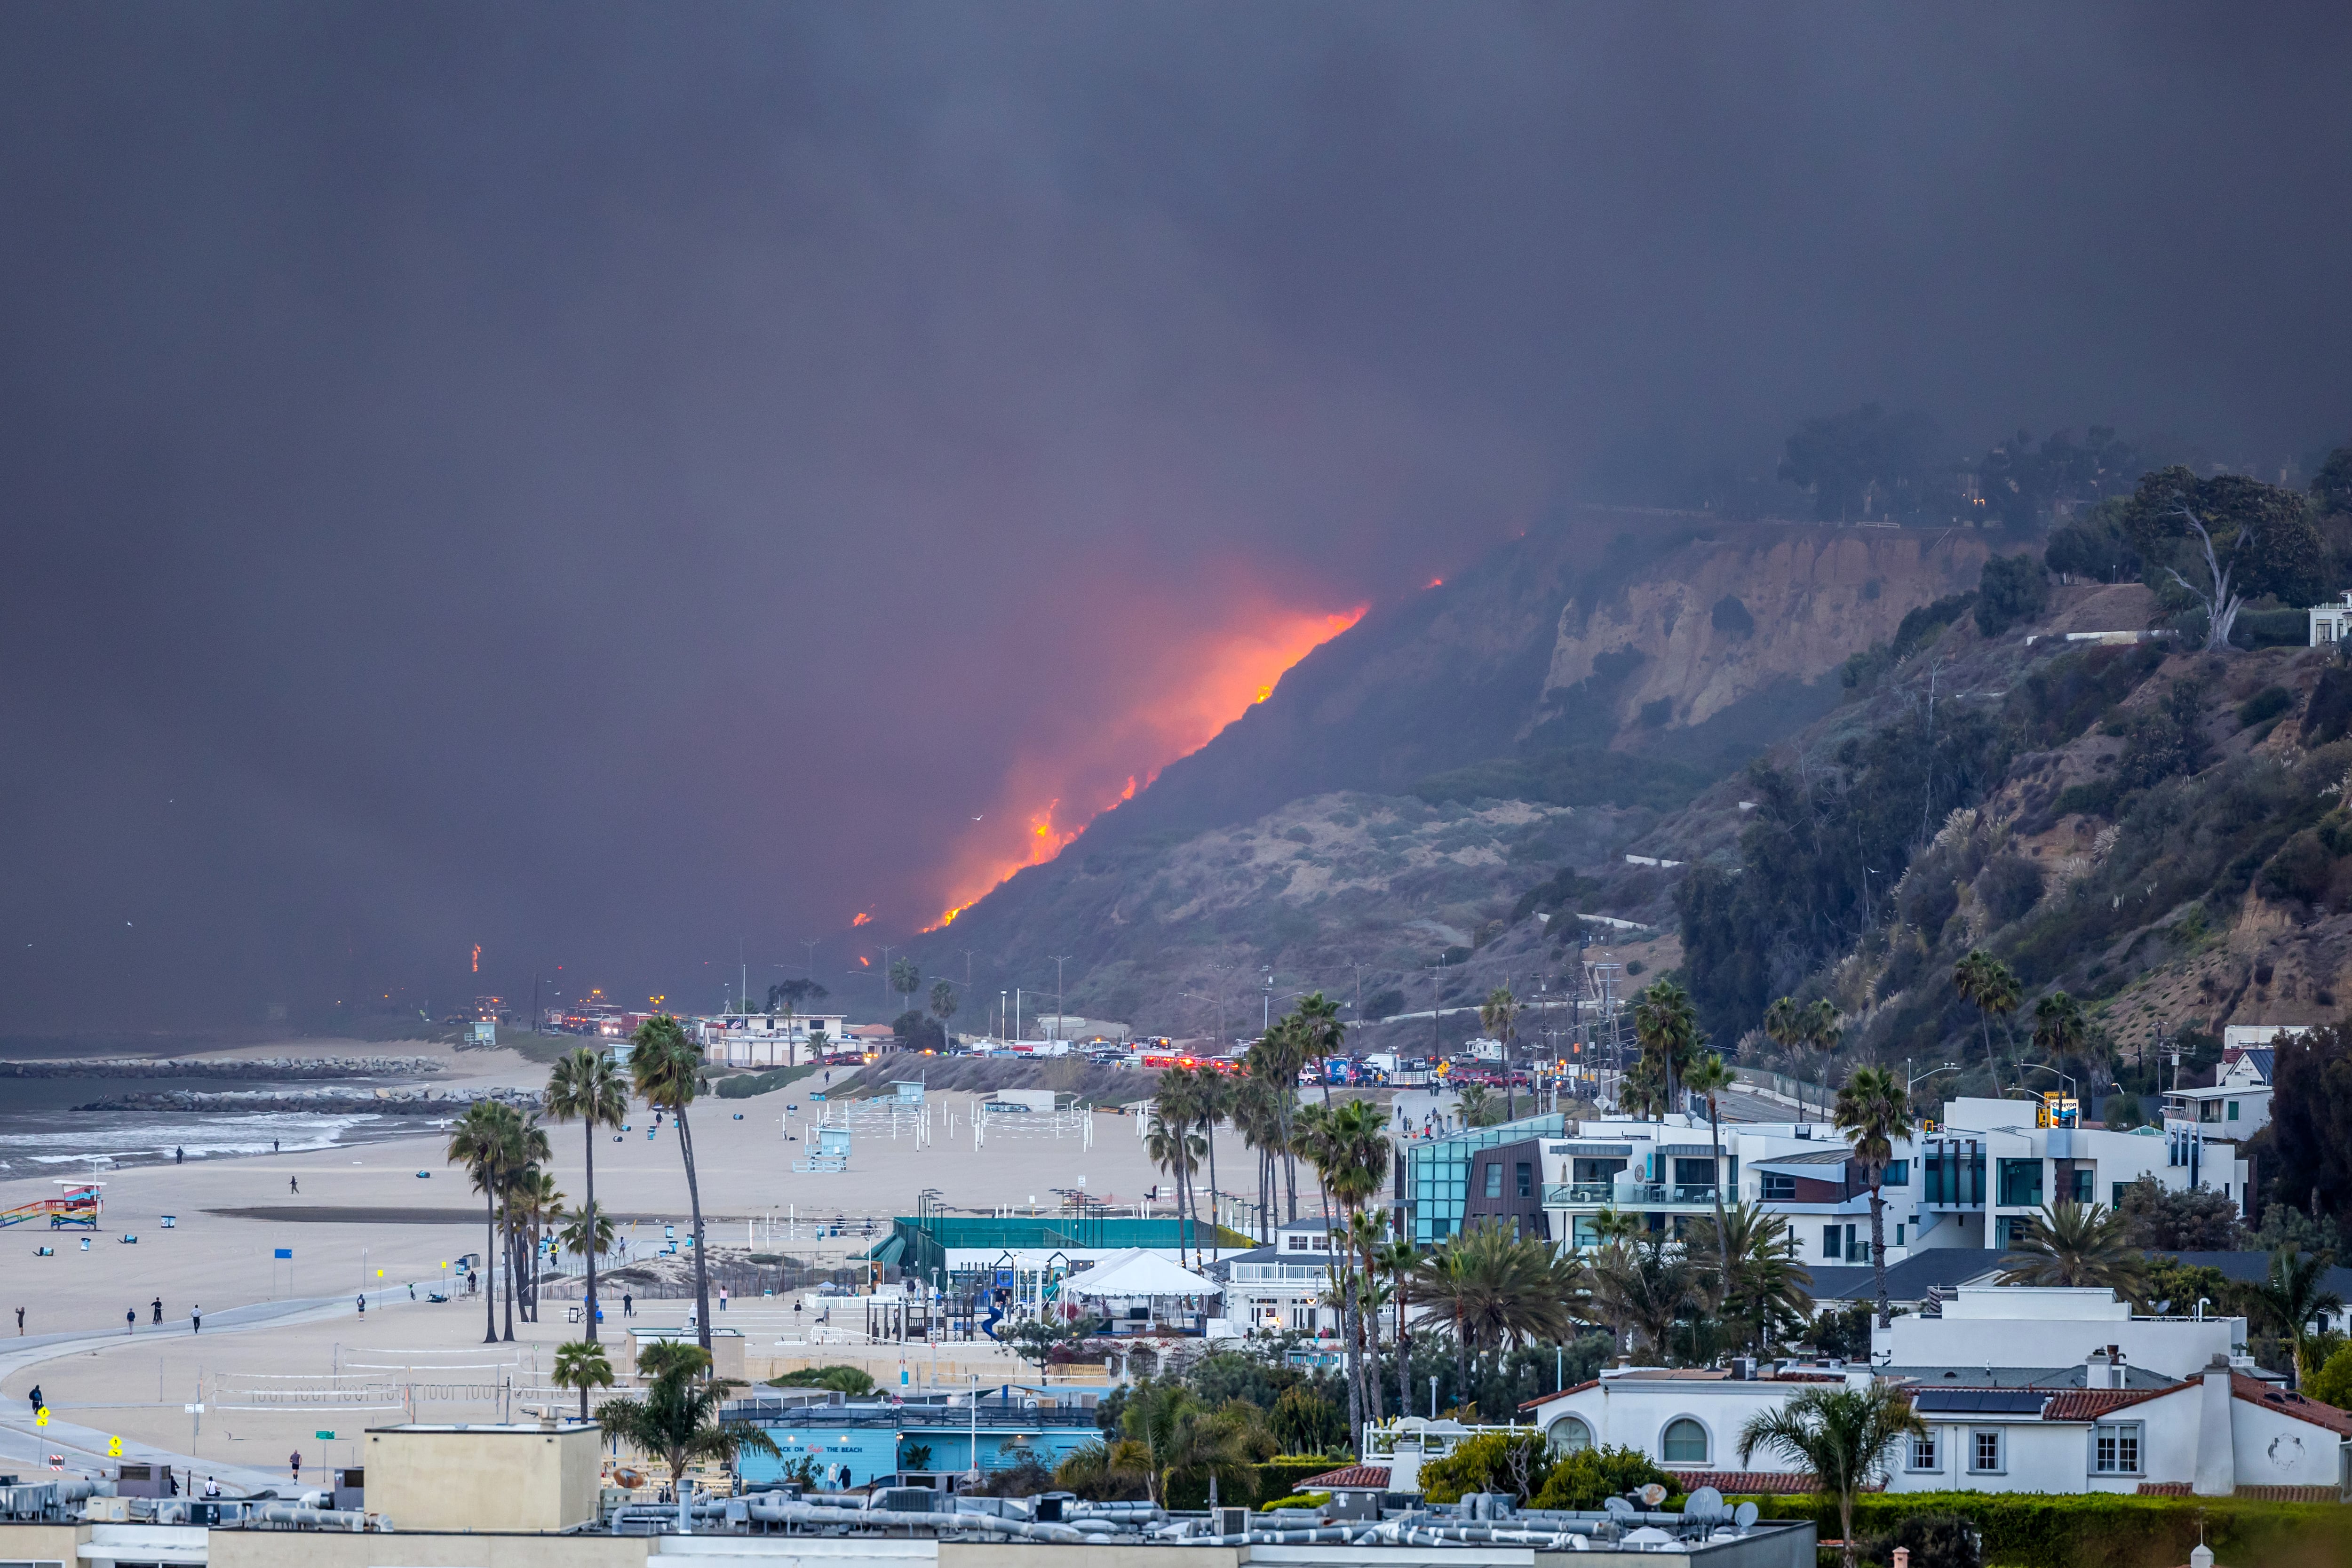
(2309, 591), (2352, 645)
(698, 1011), (848, 1067)
(1216, 1218), (1348, 1334)
(2164, 1035), (2280, 1159)
(1539, 1096), (2249, 1269)
(1515, 1287), (2350, 1500)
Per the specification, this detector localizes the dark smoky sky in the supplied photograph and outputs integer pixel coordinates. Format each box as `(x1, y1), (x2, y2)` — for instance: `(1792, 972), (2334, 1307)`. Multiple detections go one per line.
(3, 3), (2348, 1030)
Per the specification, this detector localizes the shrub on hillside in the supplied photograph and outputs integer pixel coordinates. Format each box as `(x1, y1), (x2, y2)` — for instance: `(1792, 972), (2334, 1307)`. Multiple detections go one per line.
(1974, 554), (2051, 636)
(1975, 854), (2045, 926)
(1415, 1431), (1556, 1503)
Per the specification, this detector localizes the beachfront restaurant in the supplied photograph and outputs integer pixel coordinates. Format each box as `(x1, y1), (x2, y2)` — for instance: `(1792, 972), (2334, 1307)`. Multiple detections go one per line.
(725, 1386), (1104, 1488)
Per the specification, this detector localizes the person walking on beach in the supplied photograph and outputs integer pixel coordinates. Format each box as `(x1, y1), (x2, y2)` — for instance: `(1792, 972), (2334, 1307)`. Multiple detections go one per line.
(719, 1287), (728, 1313)
(621, 1292), (633, 1318)
(27, 1384), (42, 1413)
(357, 1294), (366, 1318)
(289, 1176), (298, 1195)
(14, 1306), (22, 1334)
(288, 1450), (301, 1483)
(191, 1305), (201, 1334)
(151, 1297), (162, 1325)
(175, 1147), (183, 1165)
(125, 1309), (135, 1334)
(272, 1139), (279, 1153)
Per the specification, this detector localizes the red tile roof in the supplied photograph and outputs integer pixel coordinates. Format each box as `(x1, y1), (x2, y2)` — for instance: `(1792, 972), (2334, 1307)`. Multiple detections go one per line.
(1297, 1465), (1391, 1490)
(1672, 1471), (1838, 1496)
(2232, 1372), (2352, 1438)
(2138, 1482), (2340, 1502)
(2040, 1387), (2167, 1422)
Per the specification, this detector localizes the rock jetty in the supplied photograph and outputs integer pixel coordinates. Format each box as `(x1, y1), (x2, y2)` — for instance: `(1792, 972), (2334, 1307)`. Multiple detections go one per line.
(0, 1055), (446, 1080)
(72, 1085), (540, 1115)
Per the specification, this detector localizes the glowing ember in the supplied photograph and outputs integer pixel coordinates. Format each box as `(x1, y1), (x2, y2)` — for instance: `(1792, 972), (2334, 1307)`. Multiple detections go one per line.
(1426, 577), (1443, 588)
(850, 912), (871, 926)
(925, 603), (1365, 929)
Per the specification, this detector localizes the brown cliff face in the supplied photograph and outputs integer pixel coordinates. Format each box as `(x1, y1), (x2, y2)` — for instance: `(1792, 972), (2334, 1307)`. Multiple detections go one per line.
(1538, 529), (1993, 740)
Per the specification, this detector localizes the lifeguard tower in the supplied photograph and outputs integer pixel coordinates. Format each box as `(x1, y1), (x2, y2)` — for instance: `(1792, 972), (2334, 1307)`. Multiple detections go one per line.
(0, 1180), (104, 1230)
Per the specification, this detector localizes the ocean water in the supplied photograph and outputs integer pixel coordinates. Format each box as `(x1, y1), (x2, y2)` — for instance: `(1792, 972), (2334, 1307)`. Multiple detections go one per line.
(0, 1075), (402, 1174)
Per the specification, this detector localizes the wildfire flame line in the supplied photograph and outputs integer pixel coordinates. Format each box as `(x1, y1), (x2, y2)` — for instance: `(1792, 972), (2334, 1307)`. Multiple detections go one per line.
(924, 604), (1364, 930)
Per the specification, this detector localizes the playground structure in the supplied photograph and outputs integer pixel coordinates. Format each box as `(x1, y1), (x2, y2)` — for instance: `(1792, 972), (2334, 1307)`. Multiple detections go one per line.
(0, 1181), (103, 1230)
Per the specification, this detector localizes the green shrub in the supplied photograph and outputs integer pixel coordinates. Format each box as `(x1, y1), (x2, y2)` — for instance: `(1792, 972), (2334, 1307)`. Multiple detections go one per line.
(1416, 1431), (1556, 1503)
(1260, 1490), (1329, 1512)
(1859, 1512), (1981, 1568)
(1735, 1491), (2352, 1568)
(1528, 1445), (1682, 1511)
(2238, 685), (2296, 727)
(2053, 778), (2123, 820)
(1976, 554), (2051, 636)
(2305, 1338), (2352, 1409)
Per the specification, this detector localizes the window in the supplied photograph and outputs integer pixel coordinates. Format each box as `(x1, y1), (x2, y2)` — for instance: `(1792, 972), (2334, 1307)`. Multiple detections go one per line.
(1908, 1432), (1939, 1472)
(1970, 1429), (2003, 1473)
(2069, 1169), (2095, 1203)
(2199, 1100), (2221, 1123)
(1517, 1162), (1534, 1199)
(1894, 1223), (1905, 1246)
(1822, 1226), (1843, 1259)
(1661, 1418), (1709, 1463)
(1550, 1417), (1593, 1455)
(1762, 1173), (1797, 1201)
(2227, 1100), (2240, 1121)
(2093, 1422), (2142, 1474)
(1997, 1159), (2043, 1207)
(1674, 1157), (1716, 1188)
(1883, 1160), (1910, 1186)
(1485, 1164), (1502, 1198)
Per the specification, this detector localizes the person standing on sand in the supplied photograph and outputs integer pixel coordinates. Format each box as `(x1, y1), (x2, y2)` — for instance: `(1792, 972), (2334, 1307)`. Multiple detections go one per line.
(288, 1450), (301, 1483)
(357, 1294), (366, 1317)
(191, 1305), (201, 1334)
(125, 1309), (135, 1334)
(175, 1147), (183, 1164)
(151, 1297), (162, 1325)
(14, 1306), (22, 1334)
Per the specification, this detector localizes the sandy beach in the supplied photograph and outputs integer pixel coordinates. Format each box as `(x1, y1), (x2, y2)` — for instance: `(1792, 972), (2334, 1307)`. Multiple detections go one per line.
(0, 1037), (1225, 1490)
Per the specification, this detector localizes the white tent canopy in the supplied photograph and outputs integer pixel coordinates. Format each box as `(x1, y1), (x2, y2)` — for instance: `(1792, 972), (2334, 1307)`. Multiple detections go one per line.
(1064, 1247), (1218, 1297)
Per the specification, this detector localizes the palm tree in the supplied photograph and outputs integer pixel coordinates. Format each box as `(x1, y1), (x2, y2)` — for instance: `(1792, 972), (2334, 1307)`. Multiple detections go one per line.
(446, 1100), (521, 1344)
(1803, 999), (1843, 1117)
(553, 1339), (614, 1421)
(1739, 1384), (1924, 1568)
(1118, 1384), (1268, 1506)
(1833, 1066), (1911, 1328)
(1481, 987), (1520, 1119)
(1312, 1100), (1394, 1440)
(1996, 1201), (2150, 1302)
(1375, 1233), (1420, 1423)
(1415, 1218), (1565, 1399)
(1456, 1083), (1503, 1128)
(1230, 1068), (1288, 1242)
(928, 979), (959, 1050)
(1690, 1202), (1813, 1353)
(1952, 950), (2020, 1094)
(1586, 1237), (1704, 1361)
(1763, 995), (1805, 1111)
(594, 1342), (779, 1496)
(1296, 993), (1345, 1107)
(2250, 1247), (2347, 1390)
(1145, 1107), (1207, 1268)
(2030, 991), (2089, 1102)
(888, 957), (922, 1022)
(630, 1015), (715, 1353)
(1192, 1067), (1233, 1239)
(559, 1202), (616, 1306)
(546, 1046), (629, 1341)
(513, 1164), (563, 1325)
(1630, 980), (1702, 1122)
(1684, 1051), (1737, 1286)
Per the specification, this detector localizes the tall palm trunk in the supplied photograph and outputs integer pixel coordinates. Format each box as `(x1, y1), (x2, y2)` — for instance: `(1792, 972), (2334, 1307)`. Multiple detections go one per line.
(1201, 1112), (1221, 1242)
(501, 1200), (517, 1341)
(1867, 1173), (1891, 1328)
(1394, 1275), (1413, 1423)
(584, 1123), (601, 1341)
(677, 1105), (712, 1353)
(1705, 1097), (1731, 1297)
(481, 1182), (499, 1344)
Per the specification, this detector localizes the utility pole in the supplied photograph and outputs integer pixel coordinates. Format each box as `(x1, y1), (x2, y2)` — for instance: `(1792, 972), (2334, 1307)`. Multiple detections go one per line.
(1049, 956), (1072, 1041)
(739, 937), (748, 1017)
(999, 989), (1008, 1043)
(880, 945), (897, 1015)
(1262, 968), (1273, 1033)
(801, 939), (820, 981)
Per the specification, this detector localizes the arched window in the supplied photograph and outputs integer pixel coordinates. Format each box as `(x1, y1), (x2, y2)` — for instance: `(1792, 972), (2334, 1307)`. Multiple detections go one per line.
(1661, 1417), (1709, 1464)
(1549, 1416), (1593, 1455)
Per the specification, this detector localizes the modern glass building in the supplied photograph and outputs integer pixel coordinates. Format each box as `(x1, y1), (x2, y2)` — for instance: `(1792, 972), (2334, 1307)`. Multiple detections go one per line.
(1397, 1113), (1565, 1246)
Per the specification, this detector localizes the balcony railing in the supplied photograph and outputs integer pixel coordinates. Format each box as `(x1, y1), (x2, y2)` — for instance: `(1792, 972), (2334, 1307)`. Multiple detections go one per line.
(1544, 1182), (1718, 1208)
(1229, 1262), (1337, 1284)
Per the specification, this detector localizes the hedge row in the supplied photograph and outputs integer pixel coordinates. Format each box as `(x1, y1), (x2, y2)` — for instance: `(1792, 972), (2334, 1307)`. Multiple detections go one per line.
(1733, 1491), (2352, 1568)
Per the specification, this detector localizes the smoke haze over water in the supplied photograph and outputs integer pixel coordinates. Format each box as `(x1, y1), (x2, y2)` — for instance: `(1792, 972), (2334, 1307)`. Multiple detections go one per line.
(2, 3), (2348, 1027)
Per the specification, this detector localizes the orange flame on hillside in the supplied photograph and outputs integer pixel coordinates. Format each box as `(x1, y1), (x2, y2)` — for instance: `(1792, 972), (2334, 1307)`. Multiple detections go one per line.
(851, 912), (871, 927)
(925, 603), (1365, 929)
(470, 944), (481, 974)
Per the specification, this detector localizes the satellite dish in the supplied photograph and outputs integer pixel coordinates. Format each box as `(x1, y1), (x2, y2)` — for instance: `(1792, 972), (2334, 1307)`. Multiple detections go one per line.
(1735, 1502), (1760, 1529)
(1637, 1483), (1668, 1507)
(1603, 1496), (1635, 1517)
(1686, 1486), (1723, 1517)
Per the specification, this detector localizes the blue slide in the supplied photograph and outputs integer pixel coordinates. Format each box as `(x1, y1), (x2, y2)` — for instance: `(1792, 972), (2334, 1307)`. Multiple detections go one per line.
(981, 1288), (1009, 1340)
